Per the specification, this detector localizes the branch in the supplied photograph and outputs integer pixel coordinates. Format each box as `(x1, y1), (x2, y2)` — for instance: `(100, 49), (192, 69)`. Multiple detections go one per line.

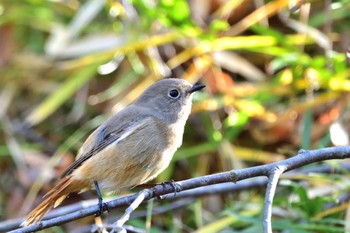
(71, 199), (193, 233)
(263, 166), (285, 233)
(7, 146), (350, 233)
(111, 190), (148, 233)
(0, 178), (267, 232)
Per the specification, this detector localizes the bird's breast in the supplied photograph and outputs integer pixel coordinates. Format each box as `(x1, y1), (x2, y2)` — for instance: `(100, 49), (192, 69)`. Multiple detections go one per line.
(72, 118), (183, 193)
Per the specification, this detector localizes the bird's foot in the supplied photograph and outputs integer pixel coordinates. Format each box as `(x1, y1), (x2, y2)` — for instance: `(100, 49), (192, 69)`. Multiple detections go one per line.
(95, 200), (109, 217)
(157, 179), (182, 199)
(94, 181), (109, 216)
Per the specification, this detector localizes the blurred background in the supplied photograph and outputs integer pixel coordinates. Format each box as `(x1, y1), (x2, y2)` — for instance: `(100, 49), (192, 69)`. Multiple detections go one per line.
(1, 0), (350, 232)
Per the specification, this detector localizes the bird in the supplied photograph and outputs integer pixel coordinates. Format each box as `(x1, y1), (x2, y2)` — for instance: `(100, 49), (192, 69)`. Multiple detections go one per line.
(21, 78), (205, 226)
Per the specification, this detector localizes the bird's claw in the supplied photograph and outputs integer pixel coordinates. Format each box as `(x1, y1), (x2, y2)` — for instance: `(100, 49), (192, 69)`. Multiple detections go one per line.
(95, 200), (109, 217)
(160, 179), (182, 197)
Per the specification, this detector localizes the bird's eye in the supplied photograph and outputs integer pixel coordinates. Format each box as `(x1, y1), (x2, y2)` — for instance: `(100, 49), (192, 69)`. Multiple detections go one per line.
(168, 89), (180, 99)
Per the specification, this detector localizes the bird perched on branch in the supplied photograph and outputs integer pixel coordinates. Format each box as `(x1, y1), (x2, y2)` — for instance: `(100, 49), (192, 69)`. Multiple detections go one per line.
(22, 78), (205, 226)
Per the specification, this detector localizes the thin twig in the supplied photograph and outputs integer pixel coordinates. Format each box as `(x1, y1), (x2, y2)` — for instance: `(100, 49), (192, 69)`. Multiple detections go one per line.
(5, 162), (345, 232)
(92, 224), (145, 233)
(73, 199), (193, 233)
(111, 190), (148, 233)
(6, 146), (350, 233)
(263, 166), (286, 233)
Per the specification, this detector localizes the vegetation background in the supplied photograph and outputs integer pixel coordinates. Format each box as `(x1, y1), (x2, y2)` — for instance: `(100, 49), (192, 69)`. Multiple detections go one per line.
(1, 0), (350, 232)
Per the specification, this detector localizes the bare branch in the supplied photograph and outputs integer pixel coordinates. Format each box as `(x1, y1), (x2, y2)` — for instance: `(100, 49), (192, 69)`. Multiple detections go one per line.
(6, 146), (350, 233)
(111, 190), (148, 233)
(263, 166), (286, 233)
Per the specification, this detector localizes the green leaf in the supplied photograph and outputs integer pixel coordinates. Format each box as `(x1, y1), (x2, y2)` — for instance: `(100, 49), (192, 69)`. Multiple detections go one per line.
(209, 19), (230, 33)
(301, 108), (313, 150)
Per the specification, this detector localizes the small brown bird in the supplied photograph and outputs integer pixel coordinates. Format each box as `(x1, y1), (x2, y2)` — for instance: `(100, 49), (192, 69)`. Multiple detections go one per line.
(22, 78), (205, 226)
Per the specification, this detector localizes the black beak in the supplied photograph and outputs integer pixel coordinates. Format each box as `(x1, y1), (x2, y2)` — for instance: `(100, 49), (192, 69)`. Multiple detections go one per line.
(189, 84), (206, 93)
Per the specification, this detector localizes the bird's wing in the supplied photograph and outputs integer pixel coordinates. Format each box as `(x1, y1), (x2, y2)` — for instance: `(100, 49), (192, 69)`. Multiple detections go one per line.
(61, 109), (149, 178)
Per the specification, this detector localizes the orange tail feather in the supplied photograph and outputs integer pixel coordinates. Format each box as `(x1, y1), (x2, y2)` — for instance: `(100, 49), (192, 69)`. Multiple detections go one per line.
(21, 176), (85, 226)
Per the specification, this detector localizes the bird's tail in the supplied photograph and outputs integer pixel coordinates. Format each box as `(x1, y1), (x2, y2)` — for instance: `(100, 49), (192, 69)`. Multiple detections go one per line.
(21, 175), (84, 227)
